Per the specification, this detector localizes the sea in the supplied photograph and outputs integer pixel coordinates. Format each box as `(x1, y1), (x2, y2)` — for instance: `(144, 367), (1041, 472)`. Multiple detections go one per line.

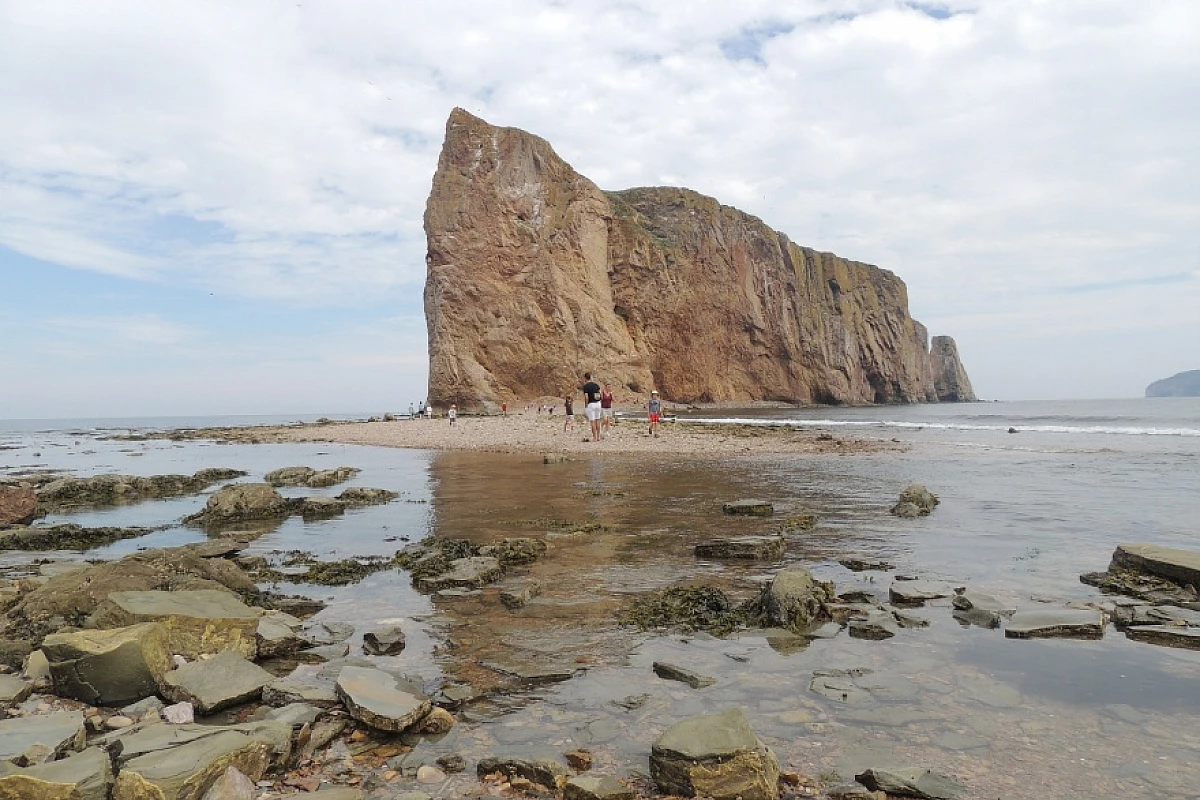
(2, 397), (1199, 800)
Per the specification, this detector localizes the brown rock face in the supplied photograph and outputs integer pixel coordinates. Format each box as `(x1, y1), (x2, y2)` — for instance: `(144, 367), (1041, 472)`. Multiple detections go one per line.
(0, 486), (37, 528)
(424, 108), (973, 409)
(929, 335), (976, 402)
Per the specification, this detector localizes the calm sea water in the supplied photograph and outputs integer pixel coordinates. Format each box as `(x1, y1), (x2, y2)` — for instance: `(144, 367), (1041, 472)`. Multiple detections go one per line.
(3, 398), (1199, 799)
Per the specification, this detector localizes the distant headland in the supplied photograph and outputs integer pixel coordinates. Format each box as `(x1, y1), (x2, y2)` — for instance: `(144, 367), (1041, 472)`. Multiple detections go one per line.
(422, 109), (974, 412)
(1146, 370), (1200, 398)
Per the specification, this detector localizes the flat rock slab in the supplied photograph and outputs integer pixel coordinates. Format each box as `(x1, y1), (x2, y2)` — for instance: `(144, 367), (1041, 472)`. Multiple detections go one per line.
(653, 661), (715, 689)
(336, 666), (431, 732)
(478, 659), (577, 686)
(848, 613), (899, 641)
(1005, 609), (1104, 639)
(415, 556), (502, 592)
(721, 500), (774, 517)
(42, 622), (171, 706)
(1112, 543), (1200, 588)
(650, 708), (781, 800)
(694, 536), (786, 560)
(889, 580), (954, 605)
(0, 745), (112, 800)
(0, 711), (86, 764)
(476, 752), (569, 788)
(0, 674), (32, 707)
(88, 589), (258, 659)
(499, 582), (542, 610)
(101, 721), (291, 768)
(1125, 625), (1200, 650)
(565, 775), (635, 800)
(262, 679), (339, 708)
(112, 728), (274, 800)
(161, 650), (274, 714)
(855, 767), (965, 800)
(257, 614), (305, 659)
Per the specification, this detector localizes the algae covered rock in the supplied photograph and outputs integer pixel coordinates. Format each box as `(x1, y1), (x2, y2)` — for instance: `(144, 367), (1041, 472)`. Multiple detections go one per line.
(185, 482), (291, 526)
(649, 707), (780, 800)
(758, 567), (834, 630)
(889, 485), (939, 517)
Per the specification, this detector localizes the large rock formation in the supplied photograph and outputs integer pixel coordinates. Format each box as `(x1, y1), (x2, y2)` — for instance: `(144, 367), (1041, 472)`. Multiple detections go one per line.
(424, 108), (974, 409)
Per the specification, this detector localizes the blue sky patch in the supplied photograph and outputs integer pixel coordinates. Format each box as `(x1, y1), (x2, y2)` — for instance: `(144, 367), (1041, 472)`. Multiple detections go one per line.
(719, 21), (795, 66)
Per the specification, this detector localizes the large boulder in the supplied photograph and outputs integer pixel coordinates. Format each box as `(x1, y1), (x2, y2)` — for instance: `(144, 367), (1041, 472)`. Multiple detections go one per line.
(0, 746), (113, 800)
(649, 708), (780, 800)
(42, 622), (172, 706)
(758, 568), (834, 630)
(0, 486), (37, 527)
(160, 651), (275, 714)
(87, 590), (259, 659)
(335, 666), (431, 733)
(184, 483), (291, 526)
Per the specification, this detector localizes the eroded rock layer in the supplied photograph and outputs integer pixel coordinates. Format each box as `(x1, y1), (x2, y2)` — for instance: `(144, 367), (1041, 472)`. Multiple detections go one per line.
(425, 108), (973, 409)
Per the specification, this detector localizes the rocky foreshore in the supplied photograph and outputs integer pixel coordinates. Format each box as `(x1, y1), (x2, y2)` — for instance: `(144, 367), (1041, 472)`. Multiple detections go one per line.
(4, 444), (1200, 799)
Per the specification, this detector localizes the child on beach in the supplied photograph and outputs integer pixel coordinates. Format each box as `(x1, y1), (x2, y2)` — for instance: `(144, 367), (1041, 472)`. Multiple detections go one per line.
(647, 390), (662, 437)
(600, 384), (614, 433)
(448, 404), (457, 426)
(563, 394), (575, 434)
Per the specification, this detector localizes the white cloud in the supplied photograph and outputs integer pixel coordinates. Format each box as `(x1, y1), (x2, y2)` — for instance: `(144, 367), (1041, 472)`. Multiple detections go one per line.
(1, 0), (1198, 400)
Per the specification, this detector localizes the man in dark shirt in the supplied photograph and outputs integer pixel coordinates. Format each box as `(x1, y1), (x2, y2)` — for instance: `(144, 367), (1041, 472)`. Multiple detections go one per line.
(580, 372), (602, 442)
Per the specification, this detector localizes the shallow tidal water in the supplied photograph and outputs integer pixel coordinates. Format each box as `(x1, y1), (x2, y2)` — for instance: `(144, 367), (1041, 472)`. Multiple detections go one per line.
(2, 400), (1200, 800)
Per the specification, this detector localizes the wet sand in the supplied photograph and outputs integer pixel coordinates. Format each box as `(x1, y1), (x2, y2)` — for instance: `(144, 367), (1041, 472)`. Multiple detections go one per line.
(167, 412), (902, 456)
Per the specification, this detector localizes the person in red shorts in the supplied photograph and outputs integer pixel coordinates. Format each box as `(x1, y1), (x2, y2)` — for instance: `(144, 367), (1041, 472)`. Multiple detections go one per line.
(648, 390), (662, 437)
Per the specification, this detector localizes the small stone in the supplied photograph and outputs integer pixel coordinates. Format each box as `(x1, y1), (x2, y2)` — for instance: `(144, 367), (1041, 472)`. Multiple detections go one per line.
(652, 661), (715, 689)
(163, 701), (195, 724)
(417, 707), (456, 734)
(436, 753), (466, 773)
(416, 765), (446, 783)
(565, 749), (593, 771)
(104, 715), (135, 730)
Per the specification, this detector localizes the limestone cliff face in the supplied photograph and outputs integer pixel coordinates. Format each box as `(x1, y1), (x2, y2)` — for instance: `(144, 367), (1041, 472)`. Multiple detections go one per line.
(424, 109), (973, 409)
(929, 336), (977, 402)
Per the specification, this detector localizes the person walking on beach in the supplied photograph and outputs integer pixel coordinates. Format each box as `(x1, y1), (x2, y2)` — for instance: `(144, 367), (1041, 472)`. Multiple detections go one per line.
(580, 372), (602, 442)
(425, 403), (433, 420)
(448, 404), (457, 426)
(600, 384), (615, 434)
(648, 390), (662, 437)
(563, 393), (575, 434)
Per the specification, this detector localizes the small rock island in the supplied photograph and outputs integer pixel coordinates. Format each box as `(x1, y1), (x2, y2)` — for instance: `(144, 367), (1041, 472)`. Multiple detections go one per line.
(1145, 369), (1200, 397)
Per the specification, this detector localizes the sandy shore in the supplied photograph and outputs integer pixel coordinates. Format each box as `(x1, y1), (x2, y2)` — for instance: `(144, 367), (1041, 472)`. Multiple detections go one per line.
(166, 412), (902, 456)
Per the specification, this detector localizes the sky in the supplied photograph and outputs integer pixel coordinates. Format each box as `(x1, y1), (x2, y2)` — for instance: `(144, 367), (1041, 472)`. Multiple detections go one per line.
(1, 0), (1197, 418)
